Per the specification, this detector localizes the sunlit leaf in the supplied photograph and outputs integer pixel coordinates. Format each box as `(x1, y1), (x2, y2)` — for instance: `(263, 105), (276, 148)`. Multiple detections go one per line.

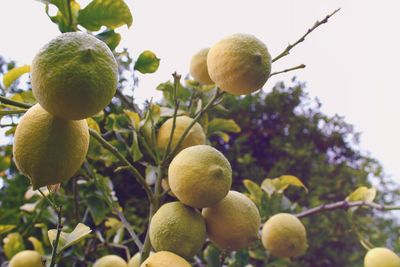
(208, 118), (241, 134)
(3, 65), (30, 88)
(0, 225), (16, 235)
(124, 110), (140, 129)
(48, 223), (92, 253)
(78, 0), (133, 31)
(28, 237), (45, 255)
(145, 164), (157, 185)
(87, 117), (100, 133)
(3, 233), (25, 259)
(346, 186), (376, 202)
(134, 50), (160, 74)
(261, 175), (307, 197)
(20, 201), (40, 213)
(243, 179), (263, 206)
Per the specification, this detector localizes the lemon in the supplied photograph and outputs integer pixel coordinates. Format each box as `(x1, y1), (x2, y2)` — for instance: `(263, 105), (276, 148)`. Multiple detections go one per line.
(13, 104), (89, 189)
(93, 255), (127, 267)
(31, 32), (118, 120)
(190, 48), (214, 85)
(157, 116), (206, 155)
(207, 33), (271, 95)
(161, 178), (176, 198)
(168, 145), (232, 208)
(140, 251), (191, 267)
(364, 247), (400, 267)
(149, 201), (206, 259)
(261, 213), (308, 258)
(202, 190), (261, 251)
(9, 250), (44, 267)
(128, 252), (154, 267)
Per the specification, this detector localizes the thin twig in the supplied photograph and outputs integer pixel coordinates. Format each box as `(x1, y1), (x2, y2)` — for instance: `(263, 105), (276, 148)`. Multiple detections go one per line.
(269, 64), (306, 77)
(272, 8), (341, 63)
(67, 0), (73, 27)
(50, 206), (63, 267)
(295, 200), (400, 219)
(89, 129), (154, 202)
(0, 95), (32, 108)
(114, 208), (144, 251)
(0, 109), (28, 115)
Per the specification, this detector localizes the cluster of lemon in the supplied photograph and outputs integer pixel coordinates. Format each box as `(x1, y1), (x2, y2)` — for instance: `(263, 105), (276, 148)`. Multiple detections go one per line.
(12, 32), (118, 191)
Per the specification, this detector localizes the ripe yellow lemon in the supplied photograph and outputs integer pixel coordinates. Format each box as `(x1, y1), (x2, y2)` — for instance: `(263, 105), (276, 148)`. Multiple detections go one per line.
(9, 250), (44, 267)
(149, 201), (206, 259)
(202, 190), (261, 251)
(207, 33), (271, 95)
(31, 32), (118, 120)
(93, 255), (127, 267)
(140, 251), (191, 267)
(168, 145), (232, 208)
(13, 104), (89, 189)
(157, 116), (206, 155)
(364, 247), (400, 267)
(190, 48), (214, 85)
(261, 213), (308, 258)
(128, 252), (154, 267)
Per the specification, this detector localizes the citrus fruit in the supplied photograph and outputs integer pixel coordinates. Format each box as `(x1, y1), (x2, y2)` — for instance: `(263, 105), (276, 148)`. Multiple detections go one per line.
(202, 190), (261, 251)
(9, 250), (44, 267)
(261, 213), (308, 258)
(31, 32), (118, 120)
(207, 33), (271, 95)
(190, 48), (214, 85)
(161, 178), (176, 198)
(168, 145), (232, 208)
(13, 104), (89, 189)
(157, 116), (206, 155)
(364, 247), (400, 267)
(140, 251), (191, 267)
(93, 255), (127, 267)
(149, 201), (206, 259)
(128, 252), (154, 267)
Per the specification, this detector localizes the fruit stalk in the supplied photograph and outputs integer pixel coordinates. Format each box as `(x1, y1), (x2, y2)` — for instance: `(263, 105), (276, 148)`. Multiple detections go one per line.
(49, 206), (63, 267)
(269, 64), (306, 77)
(0, 95), (32, 108)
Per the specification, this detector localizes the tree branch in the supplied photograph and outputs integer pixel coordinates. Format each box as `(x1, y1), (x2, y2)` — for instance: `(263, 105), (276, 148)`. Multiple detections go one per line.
(295, 200), (400, 219)
(272, 8), (341, 63)
(114, 208), (144, 251)
(269, 64), (306, 77)
(0, 95), (32, 108)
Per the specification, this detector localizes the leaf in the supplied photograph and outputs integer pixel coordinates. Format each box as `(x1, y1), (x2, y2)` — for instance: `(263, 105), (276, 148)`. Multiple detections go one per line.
(28, 237), (45, 255)
(159, 107), (185, 118)
(346, 186), (376, 202)
(0, 225), (16, 235)
(87, 117), (100, 133)
(243, 179), (263, 206)
(86, 196), (110, 225)
(124, 110), (140, 129)
(77, 0), (133, 31)
(203, 244), (220, 267)
(11, 91), (37, 104)
(131, 130), (143, 162)
(139, 104), (161, 146)
(46, 0), (80, 32)
(208, 118), (241, 134)
(48, 223), (92, 253)
(134, 50), (160, 74)
(145, 164), (157, 185)
(96, 30), (121, 51)
(156, 81), (191, 105)
(261, 175), (307, 197)
(3, 65), (30, 88)
(20, 201), (40, 213)
(3, 233), (25, 259)
(105, 217), (123, 241)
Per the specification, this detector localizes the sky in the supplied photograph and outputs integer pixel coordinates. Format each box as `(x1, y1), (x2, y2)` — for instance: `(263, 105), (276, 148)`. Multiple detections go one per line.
(0, 1), (399, 185)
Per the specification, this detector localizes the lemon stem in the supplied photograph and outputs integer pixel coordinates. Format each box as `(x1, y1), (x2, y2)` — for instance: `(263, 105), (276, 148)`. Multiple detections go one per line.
(269, 64), (306, 77)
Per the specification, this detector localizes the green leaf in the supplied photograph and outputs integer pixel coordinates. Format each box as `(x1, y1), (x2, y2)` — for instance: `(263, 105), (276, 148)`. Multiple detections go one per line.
(156, 81), (191, 105)
(28, 236), (45, 255)
(77, 0), (133, 31)
(46, 0), (80, 32)
(86, 196), (110, 225)
(11, 91), (37, 104)
(243, 179), (263, 206)
(203, 244), (220, 267)
(48, 223), (92, 253)
(346, 186), (376, 202)
(0, 225), (16, 235)
(134, 50), (160, 74)
(261, 175), (307, 197)
(105, 113), (131, 133)
(124, 110), (140, 129)
(3, 65), (30, 88)
(96, 30), (121, 51)
(208, 118), (241, 134)
(139, 104), (161, 146)
(3, 233), (25, 259)
(105, 217), (123, 241)
(131, 130), (143, 162)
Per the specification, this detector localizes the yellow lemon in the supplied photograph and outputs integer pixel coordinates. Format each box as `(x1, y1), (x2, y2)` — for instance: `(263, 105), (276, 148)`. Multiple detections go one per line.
(93, 255), (127, 267)
(128, 252), (154, 267)
(157, 116), (206, 155)
(149, 201), (206, 259)
(202, 191), (261, 251)
(364, 247), (400, 267)
(261, 213), (308, 258)
(168, 145), (232, 208)
(13, 104), (89, 189)
(190, 48), (214, 85)
(207, 33), (271, 95)
(140, 251), (191, 267)
(9, 250), (44, 267)
(31, 32), (118, 120)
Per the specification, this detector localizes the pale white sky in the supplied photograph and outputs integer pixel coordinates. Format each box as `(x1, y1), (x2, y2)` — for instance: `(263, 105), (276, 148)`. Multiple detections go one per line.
(0, 1), (399, 184)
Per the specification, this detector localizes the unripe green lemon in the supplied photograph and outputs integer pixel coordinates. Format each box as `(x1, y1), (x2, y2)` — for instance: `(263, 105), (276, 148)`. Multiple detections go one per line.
(202, 191), (261, 251)
(190, 48), (214, 85)
(9, 250), (44, 267)
(140, 251), (191, 267)
(364, 247), (400, 267)
(13, 104), (89, 189)
(31, 32), (118, 120)
(168, 145), (232, 208)
(93, 255), (127, 267)
(261, 213), (308, 258)
(207, 33), (271, 95)
(157, 116), (206, 155)
(149, 201), (206, 259)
